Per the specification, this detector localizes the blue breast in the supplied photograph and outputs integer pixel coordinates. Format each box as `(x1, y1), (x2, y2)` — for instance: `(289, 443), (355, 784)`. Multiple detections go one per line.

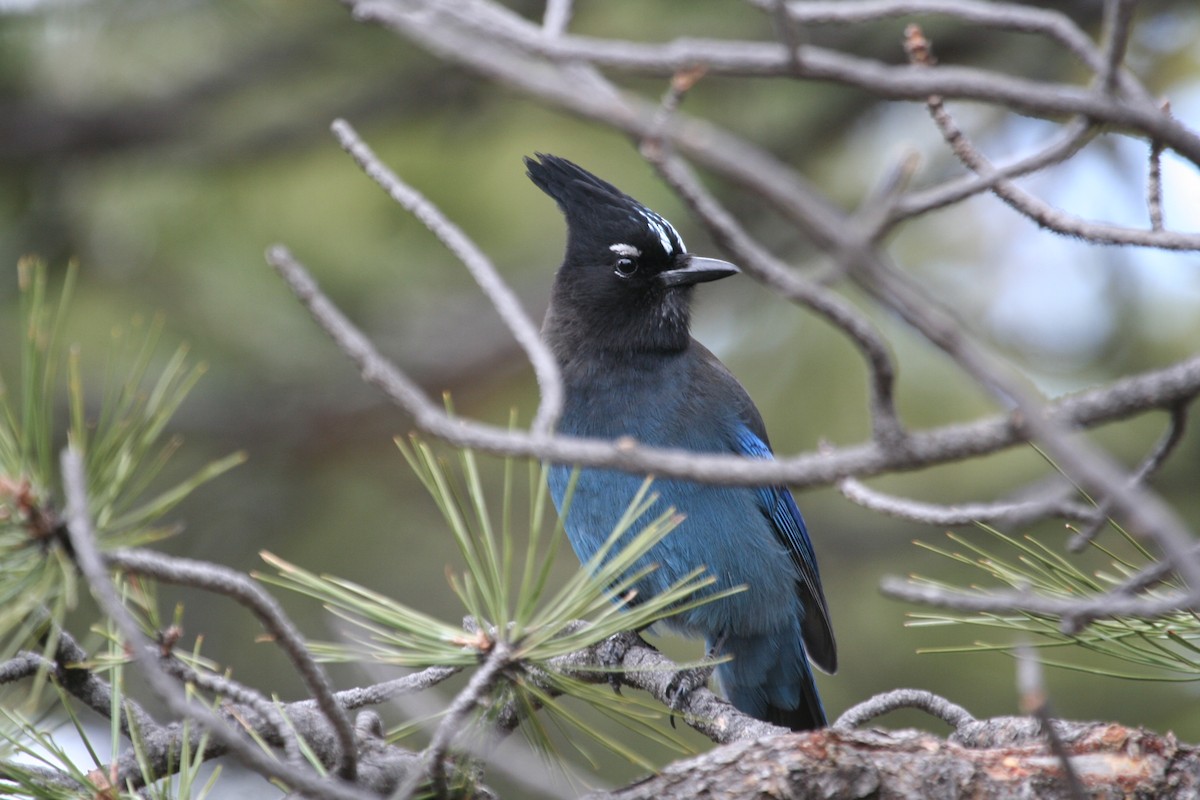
(548, 355), (801, 638)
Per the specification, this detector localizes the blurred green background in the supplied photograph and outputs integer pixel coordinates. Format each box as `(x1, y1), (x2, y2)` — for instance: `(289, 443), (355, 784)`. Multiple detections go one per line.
(3, 0), (1200, 792)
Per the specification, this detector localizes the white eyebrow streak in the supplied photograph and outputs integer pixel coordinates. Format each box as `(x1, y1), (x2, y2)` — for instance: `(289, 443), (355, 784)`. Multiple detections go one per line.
(609, 243), (641, 257)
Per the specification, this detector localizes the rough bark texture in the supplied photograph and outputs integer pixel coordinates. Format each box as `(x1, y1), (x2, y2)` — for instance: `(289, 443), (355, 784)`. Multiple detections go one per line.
(584, 719), (1199, 799)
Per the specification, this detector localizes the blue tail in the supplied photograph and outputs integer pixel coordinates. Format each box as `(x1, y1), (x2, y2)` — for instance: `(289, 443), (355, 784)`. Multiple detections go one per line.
(713, 628), (826, 731)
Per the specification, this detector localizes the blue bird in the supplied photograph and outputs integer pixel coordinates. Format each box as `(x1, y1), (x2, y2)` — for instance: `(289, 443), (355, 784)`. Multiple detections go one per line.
(526, 154), (836, 730)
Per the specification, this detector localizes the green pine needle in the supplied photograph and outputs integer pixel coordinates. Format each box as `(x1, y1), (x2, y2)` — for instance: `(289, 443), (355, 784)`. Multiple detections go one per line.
(908, 520), (1200, 680)
(0, 259), (244, 669)
(262, 432), (728, 767)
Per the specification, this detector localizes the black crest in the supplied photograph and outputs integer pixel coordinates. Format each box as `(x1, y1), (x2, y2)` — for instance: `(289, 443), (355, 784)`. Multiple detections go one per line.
(524, 153), (687, 261)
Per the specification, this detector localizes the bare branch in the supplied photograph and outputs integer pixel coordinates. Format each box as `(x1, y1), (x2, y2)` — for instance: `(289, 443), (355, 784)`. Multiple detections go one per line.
(1068, 403), (1189, 551)
(54, 627), (161, 739)
(881, 575), (1196, 632)
(105, 547), (356, 781)
(645, 152), (906, 447)
(892, 113), (1096, 224)
(833, 688), (975, 732)
(906, 24), (1197, 251)
(1147, 100), (1171, 232)
(60, 448), (374, 800)
(1097, 0), (1138, 94)
(0, 651), (46, 684)
(541, 0), (573, 36)
(547, 630), (784, 744)
(396, 641), (513, 800)
(760, 0), (1137, 98)
(332, 666), (461, 711)
(372, 0), (1199, 165)
(328, 118), (563, 437)
(837, 476), (1095, 528)
(156, 654), (303, 765)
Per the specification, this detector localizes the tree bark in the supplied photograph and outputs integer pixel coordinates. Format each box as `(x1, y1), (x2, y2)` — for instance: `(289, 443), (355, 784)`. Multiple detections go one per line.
(584, 719), (1198, 799)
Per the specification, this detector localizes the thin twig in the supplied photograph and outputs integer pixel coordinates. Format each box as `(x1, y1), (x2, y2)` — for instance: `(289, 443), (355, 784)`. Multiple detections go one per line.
(1090, 541), (1200, 616)
(1147, 100), (1170, 232)
(157, 655), (303, 765)
(892, 117), (1096, 223)
(905, 24), (1190, 251)
(394, 642), (513, 800)
(332, 666), (461, 711)
(106, 547), (357, 781)
(1097, 0), (1137, 94)
(834, 688), (975, 732)
(1068, 403), (1189, 551)
(59, 448), (373, 800)
(881, 576), (1196, 633)
(328, 118), (563, 437)
(837, 476), (1095, 527)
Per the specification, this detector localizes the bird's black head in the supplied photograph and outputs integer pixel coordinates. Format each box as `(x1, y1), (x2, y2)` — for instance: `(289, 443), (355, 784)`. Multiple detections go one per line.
(526, 153), (737, 359)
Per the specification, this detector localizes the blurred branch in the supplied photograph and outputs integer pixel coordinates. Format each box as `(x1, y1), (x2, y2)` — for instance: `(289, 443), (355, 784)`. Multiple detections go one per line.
(1016, 643), (1086, 800)
(1067, 402), (1189, 551)
(1097, 0), (1138, 94)
(880, 574), (1198, 632)
(755, 0), (1146, 100)
(541, 0), (574, 35)
(397, 642), (513, 800)
(358, 0), (1200, 166)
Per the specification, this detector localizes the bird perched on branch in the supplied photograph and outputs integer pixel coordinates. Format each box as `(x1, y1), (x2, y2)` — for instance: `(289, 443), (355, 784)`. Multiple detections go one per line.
(526, 153), (836, 730)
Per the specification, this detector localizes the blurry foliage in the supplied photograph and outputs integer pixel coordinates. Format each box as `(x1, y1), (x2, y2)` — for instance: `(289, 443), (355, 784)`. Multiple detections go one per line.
(0, 259), (242, 676)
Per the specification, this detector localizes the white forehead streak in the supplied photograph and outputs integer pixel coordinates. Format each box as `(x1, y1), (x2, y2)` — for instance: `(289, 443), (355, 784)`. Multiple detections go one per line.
(636, 206), (685, 255)
(609, 243), (641, 257)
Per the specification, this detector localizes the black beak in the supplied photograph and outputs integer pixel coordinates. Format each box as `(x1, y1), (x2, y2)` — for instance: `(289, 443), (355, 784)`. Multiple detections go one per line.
(657, 255), (740, 288)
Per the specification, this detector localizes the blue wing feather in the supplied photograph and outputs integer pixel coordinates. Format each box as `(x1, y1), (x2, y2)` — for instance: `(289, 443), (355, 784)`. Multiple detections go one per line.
(734, 424), (837, 674)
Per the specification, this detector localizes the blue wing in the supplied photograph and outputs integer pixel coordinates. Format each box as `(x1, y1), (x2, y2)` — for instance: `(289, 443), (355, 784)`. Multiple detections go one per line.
(735, 424), (837, 674)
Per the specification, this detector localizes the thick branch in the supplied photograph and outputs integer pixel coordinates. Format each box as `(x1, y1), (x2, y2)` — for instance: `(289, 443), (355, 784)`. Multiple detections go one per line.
(582, 721), (1199, 800)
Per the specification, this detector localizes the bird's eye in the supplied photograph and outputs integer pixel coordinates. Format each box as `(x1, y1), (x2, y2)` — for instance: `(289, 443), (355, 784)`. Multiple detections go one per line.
(614, 257), (638, 277)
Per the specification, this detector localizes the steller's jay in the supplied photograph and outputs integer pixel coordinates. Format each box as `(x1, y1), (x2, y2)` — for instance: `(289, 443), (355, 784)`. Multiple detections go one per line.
(526, 154), (835, 730)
